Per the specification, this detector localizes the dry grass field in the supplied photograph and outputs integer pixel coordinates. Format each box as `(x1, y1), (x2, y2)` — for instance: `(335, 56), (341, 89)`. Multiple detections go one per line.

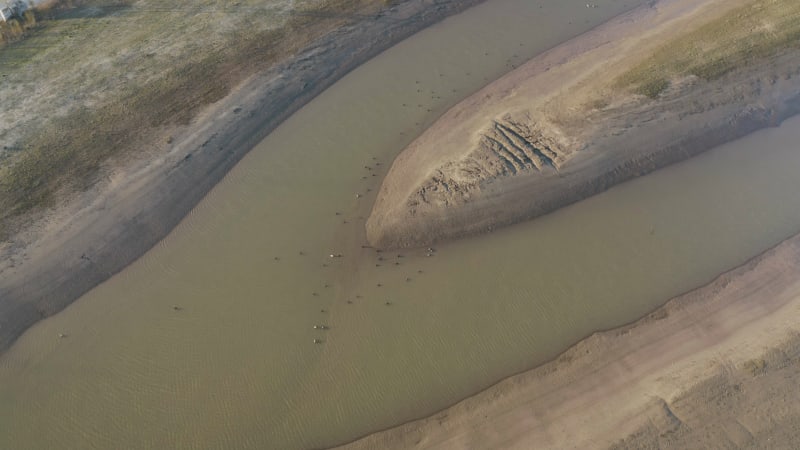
(0, 0), (387, 239)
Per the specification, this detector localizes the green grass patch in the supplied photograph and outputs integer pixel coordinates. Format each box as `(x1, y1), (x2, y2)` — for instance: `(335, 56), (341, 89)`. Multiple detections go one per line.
(615, 0), (800, 96)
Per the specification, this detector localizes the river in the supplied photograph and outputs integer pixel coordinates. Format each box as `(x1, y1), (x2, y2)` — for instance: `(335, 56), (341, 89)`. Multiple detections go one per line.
(3, 0), (800, 448)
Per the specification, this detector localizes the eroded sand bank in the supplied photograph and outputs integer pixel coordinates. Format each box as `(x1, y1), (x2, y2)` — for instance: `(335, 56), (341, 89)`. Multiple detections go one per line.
(367, 0), (800, 249)
(340, 229), (800, 449)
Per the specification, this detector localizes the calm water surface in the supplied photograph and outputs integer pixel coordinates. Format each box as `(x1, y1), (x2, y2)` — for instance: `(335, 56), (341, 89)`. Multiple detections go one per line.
(3, 0), (800, 448)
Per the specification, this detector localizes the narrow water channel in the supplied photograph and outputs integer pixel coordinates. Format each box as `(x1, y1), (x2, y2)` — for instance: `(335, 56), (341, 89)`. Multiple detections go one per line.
(3, 0), (800, 448)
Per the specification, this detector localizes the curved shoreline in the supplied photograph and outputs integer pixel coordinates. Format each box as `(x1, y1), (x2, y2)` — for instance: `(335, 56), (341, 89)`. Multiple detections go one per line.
(0, 0), (486, 354)
(337, 228), (800, 449)
(366, 0), (800, 249)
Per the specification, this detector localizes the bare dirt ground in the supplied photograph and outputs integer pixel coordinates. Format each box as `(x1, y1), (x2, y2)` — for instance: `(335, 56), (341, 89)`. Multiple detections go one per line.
(338, 230), (800, 450)
(0, 0), (485, 353)
(366, 0), (800, 249)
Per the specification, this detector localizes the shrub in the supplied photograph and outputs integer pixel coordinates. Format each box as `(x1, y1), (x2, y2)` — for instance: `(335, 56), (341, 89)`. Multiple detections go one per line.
(634, 77), (670, 99)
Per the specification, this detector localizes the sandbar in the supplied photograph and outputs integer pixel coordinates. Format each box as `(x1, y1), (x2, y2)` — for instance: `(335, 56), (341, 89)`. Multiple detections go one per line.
(367, 0), (800, 249)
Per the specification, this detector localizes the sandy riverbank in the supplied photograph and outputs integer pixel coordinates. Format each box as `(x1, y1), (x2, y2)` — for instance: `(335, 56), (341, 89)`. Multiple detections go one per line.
(0, 0), (486, 354)
(366, 0), (800, 249)
(338, 229), (800, 449)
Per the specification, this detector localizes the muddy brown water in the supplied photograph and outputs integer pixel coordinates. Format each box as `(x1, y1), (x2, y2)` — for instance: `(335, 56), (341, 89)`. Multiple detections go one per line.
(3, 0), (800, 448)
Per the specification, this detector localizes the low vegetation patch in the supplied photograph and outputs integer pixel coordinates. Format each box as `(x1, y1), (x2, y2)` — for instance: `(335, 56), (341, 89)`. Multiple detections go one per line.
(0, 8), (36, 45)
(615, 0), (800, 96)
(633, 77), (670, 99)
(742, 358), (767, 377)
